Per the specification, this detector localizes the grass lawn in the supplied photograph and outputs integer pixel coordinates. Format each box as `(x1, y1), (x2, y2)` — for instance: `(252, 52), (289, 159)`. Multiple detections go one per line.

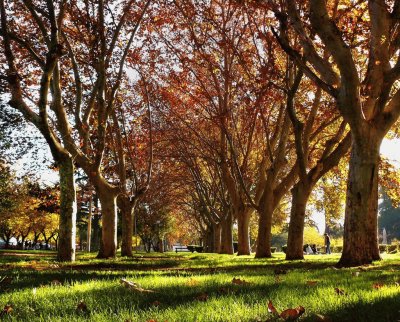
(0, 250), (399, 321)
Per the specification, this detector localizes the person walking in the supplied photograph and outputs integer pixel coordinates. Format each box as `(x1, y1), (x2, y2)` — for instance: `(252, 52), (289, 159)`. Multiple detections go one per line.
(324, 233), (331, 254)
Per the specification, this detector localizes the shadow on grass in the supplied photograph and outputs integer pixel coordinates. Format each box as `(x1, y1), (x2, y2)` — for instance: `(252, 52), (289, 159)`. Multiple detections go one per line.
(310, 294), (400, 322)
(4, 273), (400, 322)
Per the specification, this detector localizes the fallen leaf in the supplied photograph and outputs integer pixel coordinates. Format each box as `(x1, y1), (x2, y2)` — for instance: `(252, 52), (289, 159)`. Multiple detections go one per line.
(151, 301), (161, 307)
(186, 278), (199, 286)
(195, 293), (208, 302)
(306, 280), (318, 286)
(218, 287), (229, 295)
(232, 277), (250, 285)
(315, 314), (332, 322)
(0, 276), (13, 287)
(0, 304), (13, 317)
(351, 272), (360, 277)
(280, 306), (305, 320)
(51, 279), (62, 286)
(76, 300), (89, 313)
(275, 275), (282, 283)
(372, 283), (384, 289)
(267, 300), (278, 315)
(120, 279), (155, 293)
(334, 287), (345, 295)
(274, 269), (287, 275)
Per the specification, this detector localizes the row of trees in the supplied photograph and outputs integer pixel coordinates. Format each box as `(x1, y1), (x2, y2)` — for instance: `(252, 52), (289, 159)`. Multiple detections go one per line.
(0, 162), (59, 248)
(1, 0), (400, 266)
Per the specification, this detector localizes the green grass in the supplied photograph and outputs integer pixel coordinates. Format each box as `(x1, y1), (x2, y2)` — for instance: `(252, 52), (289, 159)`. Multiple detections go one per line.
(0, 250), (399, 321)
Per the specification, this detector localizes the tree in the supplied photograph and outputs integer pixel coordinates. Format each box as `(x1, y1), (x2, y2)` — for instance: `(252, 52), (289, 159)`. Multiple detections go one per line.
(285, 76), (351, 259)
(274, 0), (400, 266)
(1, 0), (152, 259)
(0, 0), (76, 261)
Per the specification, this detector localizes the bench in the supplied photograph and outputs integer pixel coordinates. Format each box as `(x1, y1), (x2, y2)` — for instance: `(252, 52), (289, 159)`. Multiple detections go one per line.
(175, 246), (190, 253)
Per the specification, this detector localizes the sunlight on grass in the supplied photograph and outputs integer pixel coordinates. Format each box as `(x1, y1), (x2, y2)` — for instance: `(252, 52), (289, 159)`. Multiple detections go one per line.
(0, 251), (399, 321)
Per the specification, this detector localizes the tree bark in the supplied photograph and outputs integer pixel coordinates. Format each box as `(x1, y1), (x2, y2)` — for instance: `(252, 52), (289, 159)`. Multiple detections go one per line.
(214, 222), (222, 253)
(338, 137), (381, 267)
(237, 208), (252, 255)
(286, 182), (312, 260)
(204, 227), (214, 252)
(57, 155), (77, 261)
(118, 195), (135, 257)
(219, 213), (233, 254)
(256, 191), (274, 258)
(97, 189), (118, 258)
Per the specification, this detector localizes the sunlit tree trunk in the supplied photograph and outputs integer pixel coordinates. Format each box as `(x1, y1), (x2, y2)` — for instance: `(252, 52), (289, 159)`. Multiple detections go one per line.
(57, 155), (77, 261)
(338, 136), (381, 266)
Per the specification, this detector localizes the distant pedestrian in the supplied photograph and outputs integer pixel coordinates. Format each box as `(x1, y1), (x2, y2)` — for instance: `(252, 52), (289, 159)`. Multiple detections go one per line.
(325, 233), (331, 254)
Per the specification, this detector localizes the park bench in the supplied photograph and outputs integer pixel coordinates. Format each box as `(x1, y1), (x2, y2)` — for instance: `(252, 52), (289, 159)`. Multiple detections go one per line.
(175, 246), (190, 253)
(175, 245), (204, 253)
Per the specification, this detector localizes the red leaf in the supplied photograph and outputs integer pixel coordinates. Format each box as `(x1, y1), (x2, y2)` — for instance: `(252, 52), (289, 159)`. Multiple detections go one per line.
(306, 280), (318, 286)
(0, 305), (13, 317)
(372, 283), (384, 289)
(267, 300), (278, 315)
(232, 277), (250, 285)
(195, 293), (208, 302)
(334, 287), (345, 295)
(280, 306), (305, 321)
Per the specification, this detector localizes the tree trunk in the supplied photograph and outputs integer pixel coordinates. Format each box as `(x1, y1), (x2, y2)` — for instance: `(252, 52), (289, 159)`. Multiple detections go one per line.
(20, 236), (26, 250)
(256, 192), (274, 258)
(286, 182), (312, 260)
(91, 195), (101, 251)
(53, 236), (58, 250)
(338, 137), (381, 267)
(204, 227), (214, 252)
(87, 193), (92, 252)
(214, 223), (222, 253)
(237, 209), (252, 255)
(57, 156), (77, 261)
(3, 232), (11, 248)
(219, 213), (233, 254)
(119, 196), (135, 257)
(97, 190), (118, 258)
